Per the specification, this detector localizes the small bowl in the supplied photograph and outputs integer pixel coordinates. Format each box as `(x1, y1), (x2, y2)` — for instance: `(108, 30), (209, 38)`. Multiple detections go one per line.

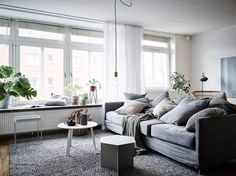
(65, 121), (76, 126)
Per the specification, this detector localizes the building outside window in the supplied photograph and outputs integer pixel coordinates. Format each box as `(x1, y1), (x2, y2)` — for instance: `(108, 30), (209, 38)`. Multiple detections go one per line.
(71, 28), (104, 89)
(0, 44), (9, 66)
(0, 19), (11, 66)
(142, 34), (170, 89)
(18, 21), (65, 100)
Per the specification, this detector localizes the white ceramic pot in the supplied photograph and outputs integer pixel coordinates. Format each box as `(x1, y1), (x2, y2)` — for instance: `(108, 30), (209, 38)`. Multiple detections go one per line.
(0, 95), (10, 109)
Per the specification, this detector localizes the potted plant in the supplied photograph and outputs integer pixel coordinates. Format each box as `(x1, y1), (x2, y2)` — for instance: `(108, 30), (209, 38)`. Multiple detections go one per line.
(170, 72), (191, 95)
(87, 79), (101, 92)
(81, 93), (89, 105)
(0, 65), (37, 109)
(65, 83), (83, 105)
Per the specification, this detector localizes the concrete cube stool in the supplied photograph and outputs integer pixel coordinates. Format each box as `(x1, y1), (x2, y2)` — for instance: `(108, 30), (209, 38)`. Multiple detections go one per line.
(100, 135), (135, 172)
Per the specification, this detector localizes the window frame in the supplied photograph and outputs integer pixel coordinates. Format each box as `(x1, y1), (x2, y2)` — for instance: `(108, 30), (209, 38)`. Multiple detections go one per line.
(0, 18), (104, 104)
(143, 34), (171, 90)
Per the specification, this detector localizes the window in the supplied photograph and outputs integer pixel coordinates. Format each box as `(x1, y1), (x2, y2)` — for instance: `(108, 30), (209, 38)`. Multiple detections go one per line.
(0, 19), (104, 102)
(20, 46), (64, 99)
(0, 19), (10, 36)
(18, 21), (64, 40)
(47, 54), (55, 64)
(47, 77), (54, 87)
(72, 50), (103, 86)
(71, 29), (103, 44)
(143, 35), (170, 89)
(71, 28), (104, 87)
(0, 44), (9, 65)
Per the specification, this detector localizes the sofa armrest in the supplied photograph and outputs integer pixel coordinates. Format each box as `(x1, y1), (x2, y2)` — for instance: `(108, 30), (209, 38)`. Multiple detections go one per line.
(104, 101), (124, 119)
(196, 114), (236, 170)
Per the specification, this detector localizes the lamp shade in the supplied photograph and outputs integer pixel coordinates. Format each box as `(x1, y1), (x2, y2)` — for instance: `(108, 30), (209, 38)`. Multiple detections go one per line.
(200, 73), (208, 82)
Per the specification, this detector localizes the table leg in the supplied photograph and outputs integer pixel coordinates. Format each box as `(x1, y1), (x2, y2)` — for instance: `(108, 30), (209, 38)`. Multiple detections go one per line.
(66, 129), (73, 156)
(40, 119), (43, 140)
(14, 121), (16, 145)
(90, 128), (96, 151)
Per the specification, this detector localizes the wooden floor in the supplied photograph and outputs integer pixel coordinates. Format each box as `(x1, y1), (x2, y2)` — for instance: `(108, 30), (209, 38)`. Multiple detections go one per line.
(0, 141), (9, 176)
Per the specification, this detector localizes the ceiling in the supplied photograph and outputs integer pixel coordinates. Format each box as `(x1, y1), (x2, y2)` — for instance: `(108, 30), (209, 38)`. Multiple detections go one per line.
(0, 0), (236, 35)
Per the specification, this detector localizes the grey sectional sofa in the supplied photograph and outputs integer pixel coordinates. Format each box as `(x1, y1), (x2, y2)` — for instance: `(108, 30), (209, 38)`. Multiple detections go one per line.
(104, 101), (236, 171)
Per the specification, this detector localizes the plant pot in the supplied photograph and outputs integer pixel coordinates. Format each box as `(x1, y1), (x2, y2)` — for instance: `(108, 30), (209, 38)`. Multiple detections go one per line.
(0, 95), (10, 109)
(90, 86), (97, 92)
(72, 95), (80, 105)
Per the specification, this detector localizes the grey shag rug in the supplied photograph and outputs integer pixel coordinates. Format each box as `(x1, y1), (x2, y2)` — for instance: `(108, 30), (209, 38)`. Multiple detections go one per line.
(9, 129), (198, 176)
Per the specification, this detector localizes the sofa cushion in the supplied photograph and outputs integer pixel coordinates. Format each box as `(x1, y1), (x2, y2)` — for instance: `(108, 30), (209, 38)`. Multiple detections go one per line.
(209, 98), (236, 114)
(175, 95), (189, 104)
(150, 91), (169, 108)
(139, 119), (164, 136)
(106, 111), (126, 126)
(115, 100), (147, 115)
(215, 91), (227, 100)
(124, 92), (147, 100)
(151, 124), (195, 149)
(153, 98), (176, 118)
(160, 97), (209, 125)
(186, 107), (227, 132)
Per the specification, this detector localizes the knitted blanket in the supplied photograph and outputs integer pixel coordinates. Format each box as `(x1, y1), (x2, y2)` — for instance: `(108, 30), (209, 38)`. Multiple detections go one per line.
(122, 112), (154, 154)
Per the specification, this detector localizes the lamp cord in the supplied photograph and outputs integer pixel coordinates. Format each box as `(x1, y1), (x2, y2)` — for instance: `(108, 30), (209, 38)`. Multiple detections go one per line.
(114, 0), (118, 76)
(120, 0), (132, 7)
(114, 0), (132, 77)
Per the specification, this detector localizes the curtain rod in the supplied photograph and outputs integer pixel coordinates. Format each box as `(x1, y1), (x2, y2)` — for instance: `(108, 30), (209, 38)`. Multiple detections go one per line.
(0, 3), (104, 24)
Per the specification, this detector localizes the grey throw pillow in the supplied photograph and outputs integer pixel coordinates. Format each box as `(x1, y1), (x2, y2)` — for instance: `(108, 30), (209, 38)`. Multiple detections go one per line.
(124, 92), (147, 100)
(175, 95), (189, 104)
(153, 98), (176, 118)
(160, 97), (209, 125)
(45, 95), (71, 106)
(215, 91), (227, 100)
(150, 91), (169, 107)
(209, 98), (236, 114)
(45, 99), (67, 106)
(186, 108), (226, 132)
(134, 97), (150, 104)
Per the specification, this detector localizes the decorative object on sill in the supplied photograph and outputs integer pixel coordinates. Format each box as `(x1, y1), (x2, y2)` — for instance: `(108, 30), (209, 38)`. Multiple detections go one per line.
(170, 72), (191, 95)
(64, 83), (83, 105)
(81, 93), (89, 105)
(113, 0), (132, 86)
(200, 72), (208, 92)
(0, 65), (37, 109)
(45, 94), (71, 106)
(87, 79), (101, 104)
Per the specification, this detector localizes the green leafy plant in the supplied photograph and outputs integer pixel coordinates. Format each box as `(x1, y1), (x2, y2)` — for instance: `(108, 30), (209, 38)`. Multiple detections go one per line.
(0, 65), (37, 101)
(64, 83), (83, 95)
(81, 93), (89, 105)
(87, 79), (101, 89)
(170, 72), (191, 95)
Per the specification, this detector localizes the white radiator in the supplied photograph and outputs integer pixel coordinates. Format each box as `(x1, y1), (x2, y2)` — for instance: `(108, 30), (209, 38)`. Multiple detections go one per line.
(0, 107), (103, 135)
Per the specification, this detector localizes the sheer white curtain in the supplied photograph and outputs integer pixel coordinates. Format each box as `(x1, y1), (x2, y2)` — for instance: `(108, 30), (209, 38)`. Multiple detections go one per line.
(104, 22), (144, 101)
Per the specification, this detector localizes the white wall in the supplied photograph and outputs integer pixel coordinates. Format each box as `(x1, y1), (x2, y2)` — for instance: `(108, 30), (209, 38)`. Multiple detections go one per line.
(175, 35), (192, 81)
(191, 24), (236, 103)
